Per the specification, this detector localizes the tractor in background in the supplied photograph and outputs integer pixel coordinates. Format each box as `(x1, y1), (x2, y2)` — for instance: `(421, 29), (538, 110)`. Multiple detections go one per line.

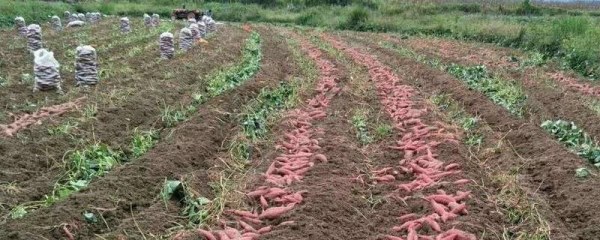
(172, 5), (211, 21)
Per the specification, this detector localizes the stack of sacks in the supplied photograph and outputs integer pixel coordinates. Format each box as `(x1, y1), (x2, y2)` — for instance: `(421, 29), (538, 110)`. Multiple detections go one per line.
(33, 49), (62, 93)
(27, 24), (43, 52)
(75, 45), (99, 86)
(14, 17), (27, 37)
(179, 28), (193, 51)
(159, 32), (174, 59)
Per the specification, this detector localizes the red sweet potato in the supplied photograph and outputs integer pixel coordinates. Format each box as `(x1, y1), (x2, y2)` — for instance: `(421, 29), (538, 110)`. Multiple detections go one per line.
(259, 204), (296, 219)
(197, 229), (217, 240)
(257, 225), (272, 234)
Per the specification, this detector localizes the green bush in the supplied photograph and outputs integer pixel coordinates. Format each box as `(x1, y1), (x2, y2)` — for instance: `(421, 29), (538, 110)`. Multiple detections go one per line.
(338, 6), (370, 31)
(296, 9), (324, 26)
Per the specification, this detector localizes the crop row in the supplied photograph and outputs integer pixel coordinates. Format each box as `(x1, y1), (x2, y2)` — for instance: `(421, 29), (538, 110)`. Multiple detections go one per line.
(324, 34), (475, 239)
(382, 38), (600, 174)
(190, 32), (341, 240)
(542, 120), (600, 170)
(161, 32), (261, 127)
(381, 41), (527, 116)
(8, 30), (262, 220)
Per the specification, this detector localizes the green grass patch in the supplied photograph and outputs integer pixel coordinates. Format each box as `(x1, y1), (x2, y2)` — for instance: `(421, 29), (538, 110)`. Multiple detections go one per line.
(161, 179), (212, 226)
(381, 42), (526, 116)
(10, 128), (159, 218)
(242, 82), (296, 140)
(130, 129), (159, 158)
(159, 32), (262, 128)
(351, 110), (373, 145)
(205, 32), (262, 97)
(541, 120), (600, 167)
(447, 64), (527, 116)
(431, 94), (484, 148)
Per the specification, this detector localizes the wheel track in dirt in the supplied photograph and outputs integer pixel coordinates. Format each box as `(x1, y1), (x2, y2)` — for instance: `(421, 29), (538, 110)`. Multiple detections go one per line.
(344, 32), (600, 239)
(0, 26), (247, 217)
(0, 25), (293, 240)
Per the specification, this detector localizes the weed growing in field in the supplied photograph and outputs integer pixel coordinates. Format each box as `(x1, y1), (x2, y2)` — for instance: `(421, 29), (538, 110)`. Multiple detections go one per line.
(47, 121), (78, 136)
(447, 64), (527, 116)
(432, 94), (484, 148)
(242, 82), (295, 140)
(585, 99), (600, 116)
(374, 123), (393, 139)
(382, 42), (527, 116)
(520, 52), (548, 68)
(230, 82), (297, 163)
(161, 105), (187, 127)
(20, 73), (33, 85)
(0, 75), (7, 87)
(127, 46), (142, 57)
(160, 179), (212, 225)
(54, 144), (121, 200)
(82, 104), (97, 120)
(206, 32), (262, 97)
(541, 120), (600, 167)
(352, 110), (373, 145)
(130, 129), (158, 158)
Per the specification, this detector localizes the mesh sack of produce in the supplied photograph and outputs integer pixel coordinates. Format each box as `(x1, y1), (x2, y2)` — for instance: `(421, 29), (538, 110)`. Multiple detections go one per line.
(68, 12), (78, 23)
(27, 24), (43, 52)
(179, 27), (193, 52)
(152, 13), (160, 27)
(189, 23), (200, 41)
(198, 21), (207, 38)
(159, 32), (174, 59)
(14, 16), (27, 37)
(75, 45), (99, 86)
(66, 20), (85, 28)
(51, 16), (62, 31)
(33, 49), (62, 92)
(120, 17), (131, 33)
(207, 17), (216, 33)
(89, 12), (100, 24)
(144, 14), (152, 27)
(64, 11), (71, 22)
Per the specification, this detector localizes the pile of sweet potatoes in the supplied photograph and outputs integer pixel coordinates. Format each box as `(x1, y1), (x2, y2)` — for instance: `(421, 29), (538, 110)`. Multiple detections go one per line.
(323, 34), (475, 240)
(189, 36), (341, 240)
(0, 97), (85, 137)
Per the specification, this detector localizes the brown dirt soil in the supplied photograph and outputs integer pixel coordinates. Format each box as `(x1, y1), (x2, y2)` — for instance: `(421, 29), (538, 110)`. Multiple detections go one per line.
(91, 25), (300, 239)
(0, 18), (174, 121)
(0, 26), (248, 217)
(345, 32), (600, 239)
(394, 36), (600, 140)
(257, 34), (406, 240)
(0, 25), (296, 240)
(182, 30), (492, 240)
(317, 33), (489, 239)
(0, 19), (119, 108)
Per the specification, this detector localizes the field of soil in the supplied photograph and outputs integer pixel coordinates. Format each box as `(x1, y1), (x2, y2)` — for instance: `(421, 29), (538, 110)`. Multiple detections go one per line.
(1, 14), (600, 240)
